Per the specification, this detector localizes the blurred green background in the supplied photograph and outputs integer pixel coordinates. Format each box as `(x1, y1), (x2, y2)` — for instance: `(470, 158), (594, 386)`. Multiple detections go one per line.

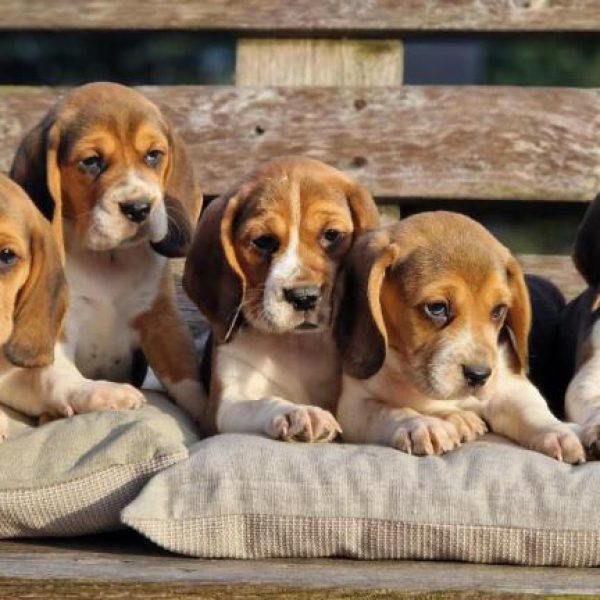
(0, 32), (596, 255)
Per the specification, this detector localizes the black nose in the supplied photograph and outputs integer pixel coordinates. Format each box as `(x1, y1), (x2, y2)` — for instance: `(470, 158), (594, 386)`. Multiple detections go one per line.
(119, 200), (151, 223)
(462, 364), (492, 388)
(283, 286), (320, 312)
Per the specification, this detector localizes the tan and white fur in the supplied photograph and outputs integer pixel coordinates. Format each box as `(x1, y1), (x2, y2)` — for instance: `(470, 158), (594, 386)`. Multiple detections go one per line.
(183, 157), (380, 441)
(335, 212), (584, 463)
(0, 175), (67, 439)
(10, 82), (204, 422)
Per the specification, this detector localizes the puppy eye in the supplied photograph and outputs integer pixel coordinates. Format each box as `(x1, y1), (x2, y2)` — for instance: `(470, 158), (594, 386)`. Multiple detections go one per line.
(423, 302), (450, 326)
(78, 156), (105, 178)
(321, 228), (343, 248)
(144, 150), (164, 168)
(491, 304), (508, 321)
(252, 235), (280, 255)
(0, 248), (19, 271)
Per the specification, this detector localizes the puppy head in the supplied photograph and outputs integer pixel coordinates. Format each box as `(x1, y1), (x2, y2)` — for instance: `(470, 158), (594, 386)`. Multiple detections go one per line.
(336, 211), (530, 399)
(0, 176), (67, 367)
(10, 82), (202, 256)
(184, 157), (380, 341)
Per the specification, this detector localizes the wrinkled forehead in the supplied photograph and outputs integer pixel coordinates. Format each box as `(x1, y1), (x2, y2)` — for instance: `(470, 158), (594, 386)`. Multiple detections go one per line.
(237, 174), (353, 227)
(58, 105), (168, 160)
(0, 185), (33, 245)
(397, 243), (509, 297)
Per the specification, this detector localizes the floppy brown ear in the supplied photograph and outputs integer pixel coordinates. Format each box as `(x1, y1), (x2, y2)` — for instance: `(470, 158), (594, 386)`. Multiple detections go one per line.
(335, 232), (398, 379)
(183, 190), (246, 343)
(151, 129), (203, 258)
(4, 216), (67, 368)
(573, 192), (600, 286)
(504, 257), (531, 374)
(345, 181), (380, 235)
(10, 116), (64, 253)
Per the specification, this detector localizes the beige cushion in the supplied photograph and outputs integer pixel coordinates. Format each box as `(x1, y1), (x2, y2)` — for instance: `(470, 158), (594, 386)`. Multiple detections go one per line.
(0, 391), (198, 537)
(122, 433), (600, 566)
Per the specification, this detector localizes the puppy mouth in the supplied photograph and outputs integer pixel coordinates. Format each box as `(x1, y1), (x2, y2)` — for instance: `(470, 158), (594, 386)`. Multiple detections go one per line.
(295, 321), (320, 331)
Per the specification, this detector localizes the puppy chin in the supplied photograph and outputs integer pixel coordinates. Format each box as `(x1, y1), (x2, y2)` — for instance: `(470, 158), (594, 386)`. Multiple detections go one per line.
(84, 224), (146, 251)
(244, 301), (327, 334)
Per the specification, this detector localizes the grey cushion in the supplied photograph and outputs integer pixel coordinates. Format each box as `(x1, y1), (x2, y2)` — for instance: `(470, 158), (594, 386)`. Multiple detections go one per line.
(122, 433), (600, 566)
(0, 391), (198, 537)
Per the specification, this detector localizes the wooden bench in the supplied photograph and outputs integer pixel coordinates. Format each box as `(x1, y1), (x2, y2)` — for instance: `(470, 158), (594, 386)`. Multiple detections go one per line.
(0, 2), (599, 597)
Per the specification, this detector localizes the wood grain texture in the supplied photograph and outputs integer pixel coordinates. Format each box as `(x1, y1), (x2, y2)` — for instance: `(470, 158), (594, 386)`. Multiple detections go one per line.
(0, 533), (599, 594)
(1, 1), (600, 32)
(519, 254), (585, 301)
(236, 40), (403, 86)
(0, 580), (588, 600)
(1, 86), (599, 202)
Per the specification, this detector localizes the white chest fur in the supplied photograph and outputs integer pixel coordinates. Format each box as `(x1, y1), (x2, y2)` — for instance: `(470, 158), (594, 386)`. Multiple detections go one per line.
(216, 328), (341, 411)
(64, 239), (166, 382)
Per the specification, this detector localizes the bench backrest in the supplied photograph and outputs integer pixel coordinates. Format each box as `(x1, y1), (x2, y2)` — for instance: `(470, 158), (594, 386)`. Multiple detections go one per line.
(0, 2), (595, 318)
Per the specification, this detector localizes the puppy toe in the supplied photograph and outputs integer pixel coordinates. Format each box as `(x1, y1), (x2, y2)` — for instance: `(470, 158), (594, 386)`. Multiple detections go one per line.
(308, 408), (341, 443)
(277, 407), (340, 443)
(560, 433), (586, 465)
(410, 423), (435, 456)
(440, 411), (486, 442)
(392, 428), (412, 454)
(270, 414), (291, 440)
(287, 408), (313, 442)
(0, 411), (8, 443)
(72, 381), (145, 413)
(531, 428), (585, 464)
(582, 424), (600, 460)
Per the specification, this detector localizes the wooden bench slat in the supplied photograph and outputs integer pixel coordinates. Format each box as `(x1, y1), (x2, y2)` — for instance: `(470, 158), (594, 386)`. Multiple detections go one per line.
(1, 86), (598, 202)
(1, 533), (600, 594)
(2, 1), (600, 32)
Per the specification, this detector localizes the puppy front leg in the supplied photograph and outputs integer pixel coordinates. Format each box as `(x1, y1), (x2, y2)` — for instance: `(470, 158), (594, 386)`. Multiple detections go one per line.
(217, 396), (341, 443)
(565, 352), (600, 458)
(134, 267), (206, 423)
(0, 344), (144, 420)
(337, 378), (461, 455)
(486, 372), (585, 464)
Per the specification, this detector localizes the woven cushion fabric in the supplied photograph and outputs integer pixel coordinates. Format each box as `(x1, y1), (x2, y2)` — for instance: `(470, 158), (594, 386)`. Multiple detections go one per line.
(0, 391), (198, 537)
(122, 433), (600, 566)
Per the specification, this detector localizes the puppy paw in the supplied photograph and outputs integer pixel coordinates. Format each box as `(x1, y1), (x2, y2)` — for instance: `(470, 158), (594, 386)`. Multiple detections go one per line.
(392, 415), (461, 456)
(580, 423), (600, 460)
(530, 426), (585, 464)
(69, 380), (146, 414)
(0, 410), (8, 443)
(271, 406), (341, 443)
(438, 410), (488, 442)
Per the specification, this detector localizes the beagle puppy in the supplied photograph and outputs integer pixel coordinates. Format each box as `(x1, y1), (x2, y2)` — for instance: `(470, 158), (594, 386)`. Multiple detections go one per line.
(559, 192), (600, 458)
(183, 157), (380, 441)
(335, 211), (584, 463)
(10, 82), (204, 421)
(0, 175), (66, 439)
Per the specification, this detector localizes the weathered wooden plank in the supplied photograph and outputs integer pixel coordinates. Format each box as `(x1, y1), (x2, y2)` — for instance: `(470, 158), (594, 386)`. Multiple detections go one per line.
(236, 40), (403, 86)
(0, 533), (599, 594)
(1, 1), (600, 32)
(519, 254), (585, 301)
(0, 86), (599, 202)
